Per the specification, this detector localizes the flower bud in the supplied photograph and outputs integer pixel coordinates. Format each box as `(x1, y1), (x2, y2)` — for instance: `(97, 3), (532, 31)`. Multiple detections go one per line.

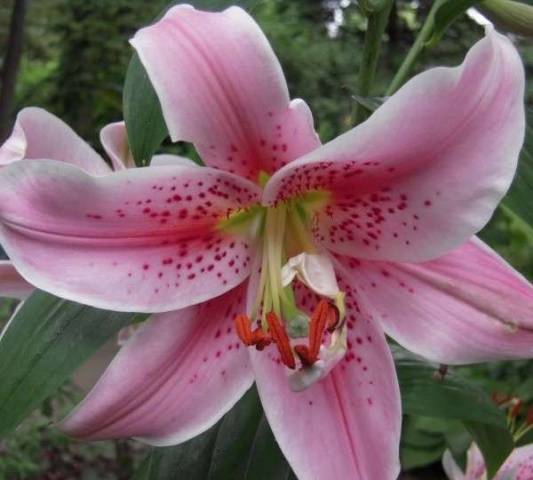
(477, 0), (533, 37)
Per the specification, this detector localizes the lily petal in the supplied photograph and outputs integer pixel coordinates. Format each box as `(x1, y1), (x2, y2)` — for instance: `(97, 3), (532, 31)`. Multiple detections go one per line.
(281, 252), (340, 299)
(0, 160), (259, 312)
(493, 444), (533, 479)
(0, 260), (33, 299)
(442, 450), (465, 480)
(61, 283), (253, 445)
(100, 121), (194, 170)
(100, 121), (134, 170)
(150, 154), (198, 168)
(251, 278), (401, 479)
(131, 5), (320, 181)
(264, 28), (525, 262)
(0, 107), (110, 175)
(333, 237), (533, 364)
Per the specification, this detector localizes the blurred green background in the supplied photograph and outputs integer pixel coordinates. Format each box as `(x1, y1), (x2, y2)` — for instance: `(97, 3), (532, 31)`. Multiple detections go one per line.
(0, 0), (532, 478)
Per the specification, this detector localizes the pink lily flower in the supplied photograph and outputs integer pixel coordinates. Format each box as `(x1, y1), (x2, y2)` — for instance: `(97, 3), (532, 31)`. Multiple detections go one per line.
(443, 443), (533, 479)
(0, 5), (530, 478)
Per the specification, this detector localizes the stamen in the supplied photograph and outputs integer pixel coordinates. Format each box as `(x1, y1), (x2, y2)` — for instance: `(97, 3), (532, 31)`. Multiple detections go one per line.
(251, 328), (272, 351)
(308, 300), (330, 360)
(294, 300), (335, 367)
(294, 299), (340, 368)
(234, 314), (272, 350)
(293, 345), (314, 367)
(266, 312), (296, 369)
(235, 314), (254, 346)
(326, 303), (340, 333)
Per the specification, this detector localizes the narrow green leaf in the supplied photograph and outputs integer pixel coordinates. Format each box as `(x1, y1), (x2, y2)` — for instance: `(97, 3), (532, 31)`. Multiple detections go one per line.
(133, 387), (292, 480)
(123, 53), (168, 167)
(352, 95), (386, 113)
(426, 0), (480, 47)
(207, 388), (264, 478)
(0, 290), (143, 436)
(502, 108), (533, 234)
(132, 424), (221, 480)
(465, 422), (514, 479)
(242, 416), (292, 480)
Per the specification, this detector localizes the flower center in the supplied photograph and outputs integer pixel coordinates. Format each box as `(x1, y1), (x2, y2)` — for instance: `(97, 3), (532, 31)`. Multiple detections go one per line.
(222, 189), (347, 390)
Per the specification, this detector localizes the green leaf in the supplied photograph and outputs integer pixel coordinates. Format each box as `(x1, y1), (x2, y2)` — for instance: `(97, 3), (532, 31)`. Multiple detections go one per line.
(502, 108), (533, 235)
(400, 419), (447, 469)
(0, 290), (143, 436)
(396, 352), (506, 426)
(352, 95), (386, 113)
(465, 422), (514, 479)
(133, 387), (293, 480)
(395, 348), (514, 477)
(123, 53), (168, 167)
(426, 0), (481, 48)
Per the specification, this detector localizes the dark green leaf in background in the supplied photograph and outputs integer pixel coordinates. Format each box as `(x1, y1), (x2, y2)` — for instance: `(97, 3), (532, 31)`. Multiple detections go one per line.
(123, 53), (168, 167)
(397, 352), (506, 426)
(396, 349), (514, 477)
(502, 108), (533, 236)
(133, 387), (293, 480)
(0, 290), (143, 437)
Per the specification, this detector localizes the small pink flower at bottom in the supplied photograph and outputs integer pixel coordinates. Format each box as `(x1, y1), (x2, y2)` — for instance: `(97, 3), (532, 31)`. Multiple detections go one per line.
(443, 443), (533, 480)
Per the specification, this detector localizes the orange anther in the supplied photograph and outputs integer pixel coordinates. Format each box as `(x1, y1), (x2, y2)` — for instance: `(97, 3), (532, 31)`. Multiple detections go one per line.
(326, 303), (340, 332)
(235, 314), (254, 346)
(266, 312), (296, 369)
(294, 345), (314, 367)
(308, 300), (329, 360)
(252, 328), (272, 351)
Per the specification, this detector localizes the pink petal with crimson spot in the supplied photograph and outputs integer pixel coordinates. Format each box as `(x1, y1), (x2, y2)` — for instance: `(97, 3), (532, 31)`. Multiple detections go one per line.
(494, 444), (533, 480)
(61, 282), (253, 446)
(0, 160), (259, 312)
(263, 28), (525, 262)
(131, 5), (320, 181)
(0, 107), (110, 175)
(332, 237), (533, 364)
(250, 269), (401, 480)
(0, 260), (33, 299)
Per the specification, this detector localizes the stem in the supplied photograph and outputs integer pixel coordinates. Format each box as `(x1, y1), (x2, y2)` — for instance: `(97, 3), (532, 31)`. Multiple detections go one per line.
(386, 0), (441, 96)
(0, 0), (29, 142)
(354, 1), (393, 125)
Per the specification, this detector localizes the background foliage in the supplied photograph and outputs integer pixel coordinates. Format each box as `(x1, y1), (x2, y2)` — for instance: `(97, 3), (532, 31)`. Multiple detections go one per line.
(0, 0), (532, 478)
